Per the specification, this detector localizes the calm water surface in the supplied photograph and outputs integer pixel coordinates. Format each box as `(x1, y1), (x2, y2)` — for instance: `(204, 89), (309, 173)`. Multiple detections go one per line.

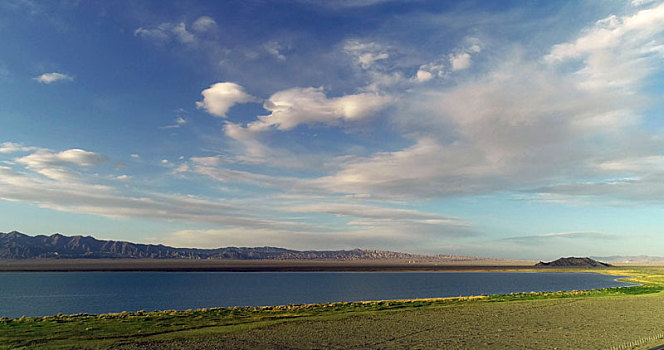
(0, 272), (636, 318)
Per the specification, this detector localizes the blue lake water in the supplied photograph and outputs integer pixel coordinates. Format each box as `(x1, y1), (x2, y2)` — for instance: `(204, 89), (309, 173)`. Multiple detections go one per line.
(0, 271), (636, 318)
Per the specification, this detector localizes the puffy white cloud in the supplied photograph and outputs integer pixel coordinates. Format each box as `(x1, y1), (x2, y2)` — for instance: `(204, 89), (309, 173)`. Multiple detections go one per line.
(411, 61), (445, 84)
(191, 16), (217, 33)
(196, 82), (258, 117)
(448, 39), (481, 72)
(34, 72), (73, 84)
(247, 87), (393, 131)
(415, 69), (433, 82)
(449, 52), (471, 71)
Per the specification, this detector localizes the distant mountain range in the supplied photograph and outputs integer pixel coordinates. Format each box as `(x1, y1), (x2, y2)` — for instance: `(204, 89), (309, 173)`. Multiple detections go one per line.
(0, 231), (485, 261)
(592, 256), (664, 264)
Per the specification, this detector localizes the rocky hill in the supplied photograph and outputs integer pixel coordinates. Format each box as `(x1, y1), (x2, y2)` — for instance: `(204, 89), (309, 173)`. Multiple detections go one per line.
(0, 231), (474, 261)
(535, 257), (612, 268)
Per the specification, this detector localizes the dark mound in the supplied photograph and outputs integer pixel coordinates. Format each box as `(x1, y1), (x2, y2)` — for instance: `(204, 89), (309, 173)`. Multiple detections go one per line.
(535, 257), (612, 268)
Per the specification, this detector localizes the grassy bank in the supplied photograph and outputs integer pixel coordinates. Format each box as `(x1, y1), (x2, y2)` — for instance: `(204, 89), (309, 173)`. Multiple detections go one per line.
(2, 267), (664, 349)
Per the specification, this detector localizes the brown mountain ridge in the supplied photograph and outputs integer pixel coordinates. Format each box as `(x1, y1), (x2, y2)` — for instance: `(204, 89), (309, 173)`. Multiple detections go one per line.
(0, 231), (485, 262)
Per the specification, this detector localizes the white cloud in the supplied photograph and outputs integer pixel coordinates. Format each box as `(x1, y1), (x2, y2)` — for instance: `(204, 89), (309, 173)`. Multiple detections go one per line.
(134, 22), (196, 44)
(171, 22), (195, 43)
(300, 0), (401, 9)
(450, 52), (472, 71)
(190, 155), (226, 167)
(526, 173), (664, 204)
(307, 40), (653, 199)
(415, 69), (433, 82)
(160, 228), (377, 250)
(246, 87), (393, 131)
(160, 202), (473, 250)
(499, 231), (614, 244)
(13, 148), (107, 181)
(191, 16), (217, 33)
(264, 41), (286, 61)
(446, 38), (483, 72)
(0, 142), (38, 154)
(0, 165), (309, 232)
(192, 165), (299, 188)
(196, 82), (258, 117)
(545, 2), (664, 92)
(134, 24), (171, 42)
(223, 123), (318, 168)
(158, 198), (475, 250)
(161, 116), (187, 129)
(286, 203), (469, 228)
(34, 72), (73, 84)
(160, 224), (444, 251)
(632, 0), (657, 6)
(16, 149), (106, 168)
(310, 137), (494, 197)
(344, 40), (390, 69)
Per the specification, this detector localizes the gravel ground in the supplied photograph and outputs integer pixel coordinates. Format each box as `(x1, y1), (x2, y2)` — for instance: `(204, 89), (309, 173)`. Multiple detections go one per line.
(114, 294), (664, 349)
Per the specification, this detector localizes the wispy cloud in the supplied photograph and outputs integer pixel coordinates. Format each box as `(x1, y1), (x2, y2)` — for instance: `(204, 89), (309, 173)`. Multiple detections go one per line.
(0, 142), (38, 154)
(34, 72), (73, 84)
(161, 116), (187, 129)
(498, 231), (615, 244)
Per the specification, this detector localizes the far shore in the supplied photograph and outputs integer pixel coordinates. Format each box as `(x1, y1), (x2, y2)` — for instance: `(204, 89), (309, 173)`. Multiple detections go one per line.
(0, 258), (548, 272)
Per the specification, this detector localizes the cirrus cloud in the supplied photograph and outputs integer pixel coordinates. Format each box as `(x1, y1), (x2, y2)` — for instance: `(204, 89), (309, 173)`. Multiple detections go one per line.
(34, 72), (73, 84)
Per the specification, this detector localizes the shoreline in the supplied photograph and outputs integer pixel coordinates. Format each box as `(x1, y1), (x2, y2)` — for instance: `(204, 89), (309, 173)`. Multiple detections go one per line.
(0, 281), (651, 320)
(0, 258), (540, 272)
(3, 266), (662, 348)
(3, 282), (661, 349)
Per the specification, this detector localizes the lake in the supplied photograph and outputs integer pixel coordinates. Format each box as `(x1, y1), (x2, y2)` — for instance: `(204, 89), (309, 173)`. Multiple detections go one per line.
(0, 271), (636, 318)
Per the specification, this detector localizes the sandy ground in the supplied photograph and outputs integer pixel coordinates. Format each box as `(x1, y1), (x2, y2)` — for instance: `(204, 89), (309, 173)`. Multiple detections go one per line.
(113, 293), (664, 349)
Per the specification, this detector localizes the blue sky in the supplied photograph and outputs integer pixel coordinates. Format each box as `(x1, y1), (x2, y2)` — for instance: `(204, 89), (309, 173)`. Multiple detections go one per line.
(1, 0), (664, 259)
